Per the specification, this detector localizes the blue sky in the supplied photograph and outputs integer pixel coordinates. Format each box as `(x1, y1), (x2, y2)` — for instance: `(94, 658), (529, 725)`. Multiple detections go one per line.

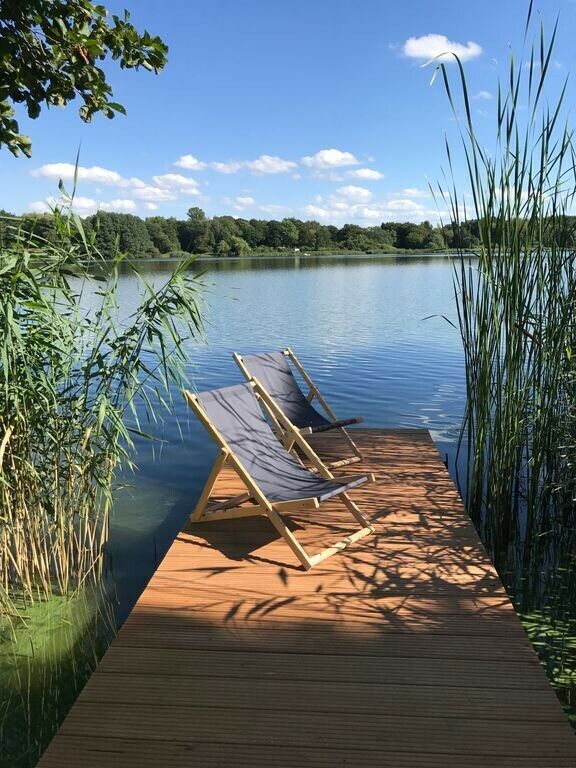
(1, 0), (574, 224)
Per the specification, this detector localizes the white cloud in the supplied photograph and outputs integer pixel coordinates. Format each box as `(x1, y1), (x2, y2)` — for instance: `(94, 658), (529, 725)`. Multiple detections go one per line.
(209, 160), (243, 174)
(346, 168), (384, 180)
(400, 187), (431, 199)
(302, 204), (331, 220)
(301, 148), (360, 169)
(473, 90), (493, 100)
(403, 34), (482, 63)
(31, 163), (125, 186)
(144, 202), (159, 211)
(29, 195), (100, 215)
(174, 153), (297, 175)
(386, 198), (429, 213)
(227, 195), (255, 210)
(243, 155), (297, 174)
(101, 199), (137, 212)
(131, 185), (176, 202)
(301, 194), (442, 225)
(28, 195), (137, 216)
(66, 196), (101, 215)
(334, 185), (373, 203)
(208, 155), (297, 175)
(28, 200), (51, 213)
(152, 173), (200, 194)
(173, 154), (207, 170)
(259, 203), (291, 215)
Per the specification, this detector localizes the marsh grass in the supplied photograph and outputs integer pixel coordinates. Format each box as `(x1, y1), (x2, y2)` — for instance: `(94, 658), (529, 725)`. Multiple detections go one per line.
(432, 1), (576, 558)
(0, 200), (204, 614)
(431, 1), (576, 718)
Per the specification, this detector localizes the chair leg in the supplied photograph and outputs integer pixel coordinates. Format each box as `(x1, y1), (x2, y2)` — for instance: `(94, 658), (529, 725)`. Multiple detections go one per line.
(306, 526), (374, 568)
(339, 426), (363, 460)
(267, 492), (374, 571)
(339, 491), (374, 530)
(190, 450), (228, 522)
(266, 507), (315, 570)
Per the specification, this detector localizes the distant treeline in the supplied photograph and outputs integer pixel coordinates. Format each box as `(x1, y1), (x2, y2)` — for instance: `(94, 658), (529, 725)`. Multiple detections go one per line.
(0, 206), (487, 258)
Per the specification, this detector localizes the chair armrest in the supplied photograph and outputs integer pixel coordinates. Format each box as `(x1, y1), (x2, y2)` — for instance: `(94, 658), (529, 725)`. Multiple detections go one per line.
(309, 416), (363, 434)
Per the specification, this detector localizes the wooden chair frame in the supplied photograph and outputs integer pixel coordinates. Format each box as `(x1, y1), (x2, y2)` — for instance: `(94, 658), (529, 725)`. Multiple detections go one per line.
(233, 347), (363, 470)
(184, 387), (375, 571)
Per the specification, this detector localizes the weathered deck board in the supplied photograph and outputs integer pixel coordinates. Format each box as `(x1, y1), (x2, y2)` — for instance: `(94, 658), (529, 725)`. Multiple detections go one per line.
(37, 429), (576, 766)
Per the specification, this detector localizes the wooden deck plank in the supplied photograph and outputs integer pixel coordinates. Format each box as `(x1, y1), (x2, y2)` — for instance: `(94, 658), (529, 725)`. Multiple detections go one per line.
(53, 704), (576, 756)
(36, 738), (576, 768)
(81, 673), (564, 721)
(36, 429), (576, 767)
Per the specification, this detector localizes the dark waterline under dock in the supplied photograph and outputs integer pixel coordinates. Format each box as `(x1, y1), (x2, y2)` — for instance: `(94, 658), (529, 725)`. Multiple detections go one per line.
(37, 429), (576, 766)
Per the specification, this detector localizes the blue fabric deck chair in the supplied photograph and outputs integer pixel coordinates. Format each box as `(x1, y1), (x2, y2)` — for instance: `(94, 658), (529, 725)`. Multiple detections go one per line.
(233, 348), (363, 471)
(183, 382), (374, 570)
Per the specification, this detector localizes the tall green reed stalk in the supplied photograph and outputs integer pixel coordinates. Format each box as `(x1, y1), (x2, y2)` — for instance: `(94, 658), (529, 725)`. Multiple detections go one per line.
(0, 198), (204, 617)
(432, 2), (576, 569)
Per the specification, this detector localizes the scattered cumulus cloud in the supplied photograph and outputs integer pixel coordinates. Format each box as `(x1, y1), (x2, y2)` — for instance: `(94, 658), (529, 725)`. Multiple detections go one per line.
(209, 160), (244, 174)
(334, 185), (373, 203)
(130, 185), (177, 202)
(152, 173), (200, 193)
(28, 200), (52, 213)
(400, 187), (431, 199)
(346, 168), (384, 180)
(301, 148), (360, 169)
(31, 163), (124, 186)
(302, 194), (441, 225)
(29, 195), (137, 216)
(173, 154), (207, 170)
(259, 203), (291, 215)
(302, 204), (332, 220)
(403, 34), (482, 63)
(28, 150), (429, 223)
(30, 162), (204, 211)
(243, 155), (297, 174)
(102, 198), (138, 212)
(226, 195), (255, 210)
(473, 90), (493, 100)
(173, 154), (297, 175)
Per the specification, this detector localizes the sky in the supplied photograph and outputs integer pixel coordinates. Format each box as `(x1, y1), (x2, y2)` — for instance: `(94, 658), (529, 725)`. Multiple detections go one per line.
(1, 0), (575, 225)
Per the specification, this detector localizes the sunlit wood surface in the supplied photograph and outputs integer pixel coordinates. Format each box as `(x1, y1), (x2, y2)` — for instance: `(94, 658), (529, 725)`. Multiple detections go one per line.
(37, 429), (576, 767)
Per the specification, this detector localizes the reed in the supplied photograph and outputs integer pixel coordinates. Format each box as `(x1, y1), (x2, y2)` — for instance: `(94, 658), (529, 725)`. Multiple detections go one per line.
(431, 3), (576, 570)
(0, 199), (204, 617)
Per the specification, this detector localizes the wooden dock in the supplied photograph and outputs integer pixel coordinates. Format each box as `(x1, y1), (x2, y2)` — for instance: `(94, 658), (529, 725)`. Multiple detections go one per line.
(38, 429), (576, 767)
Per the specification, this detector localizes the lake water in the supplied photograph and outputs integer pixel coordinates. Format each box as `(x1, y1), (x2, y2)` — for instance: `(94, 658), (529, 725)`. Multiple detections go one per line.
(109, 254), (466, 620)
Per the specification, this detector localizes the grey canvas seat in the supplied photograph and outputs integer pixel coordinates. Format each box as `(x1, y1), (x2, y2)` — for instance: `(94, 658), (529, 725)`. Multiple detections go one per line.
(184, 382), (375, 570)
(233, 348), (363, 470)
(196, 384), (368, 502)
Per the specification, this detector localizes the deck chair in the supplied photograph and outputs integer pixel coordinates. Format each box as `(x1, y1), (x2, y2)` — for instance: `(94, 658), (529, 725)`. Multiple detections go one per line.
(184, 382), (375, 570)
(233, 348), (363, 470)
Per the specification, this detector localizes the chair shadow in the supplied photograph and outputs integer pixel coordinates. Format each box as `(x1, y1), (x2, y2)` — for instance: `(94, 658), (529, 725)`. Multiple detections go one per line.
(177, 514), (306, 570)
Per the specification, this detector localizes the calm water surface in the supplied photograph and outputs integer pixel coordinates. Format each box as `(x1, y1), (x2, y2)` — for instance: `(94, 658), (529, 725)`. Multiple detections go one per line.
(109, 254), (466, 618)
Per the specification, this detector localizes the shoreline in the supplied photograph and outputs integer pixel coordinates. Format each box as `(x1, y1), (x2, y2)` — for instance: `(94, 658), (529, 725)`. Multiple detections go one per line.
(118, 249), (473, 264)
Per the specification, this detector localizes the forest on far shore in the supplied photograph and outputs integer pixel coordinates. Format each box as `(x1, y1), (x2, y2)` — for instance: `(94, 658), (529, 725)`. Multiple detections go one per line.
(0, 206), (484, 258)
